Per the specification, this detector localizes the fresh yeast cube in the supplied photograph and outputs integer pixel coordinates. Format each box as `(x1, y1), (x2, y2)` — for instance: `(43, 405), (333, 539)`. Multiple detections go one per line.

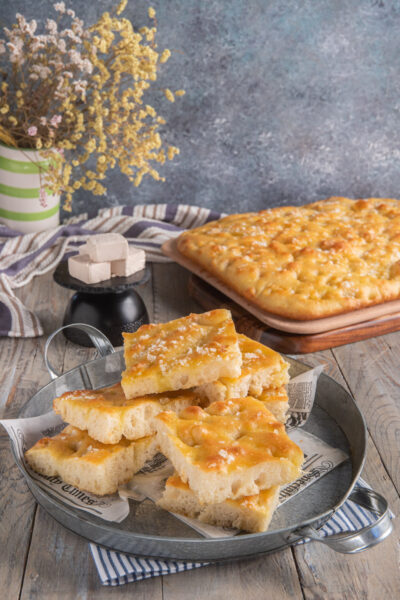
(68, 254), (111, 284)
(111, 247), (146, 277)
(82, 233), (129, 262)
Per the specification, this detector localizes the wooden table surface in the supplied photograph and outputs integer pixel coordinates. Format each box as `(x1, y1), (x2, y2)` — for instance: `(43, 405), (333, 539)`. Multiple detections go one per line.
(1, 263), (399, 600)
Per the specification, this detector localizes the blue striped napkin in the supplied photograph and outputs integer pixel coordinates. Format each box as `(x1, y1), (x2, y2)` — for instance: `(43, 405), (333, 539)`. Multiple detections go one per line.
(90, 478), (390, 586)
(0, 203), (220, 338)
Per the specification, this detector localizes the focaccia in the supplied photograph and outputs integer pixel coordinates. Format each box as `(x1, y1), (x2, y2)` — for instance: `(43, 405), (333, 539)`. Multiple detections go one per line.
(53, 382), (200, 444)
(121, 309), (242, 399)
(157, 472), (280, 533)
(25, 425), (158, 496)
(196, 333), (289, 404)
(254, 385), (289, 424)
(176, 197), (400, 320)
(155, 397), (303, 504)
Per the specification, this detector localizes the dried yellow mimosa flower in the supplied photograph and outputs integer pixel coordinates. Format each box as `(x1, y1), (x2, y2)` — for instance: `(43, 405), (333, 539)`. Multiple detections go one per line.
(0, 1), (184, 210)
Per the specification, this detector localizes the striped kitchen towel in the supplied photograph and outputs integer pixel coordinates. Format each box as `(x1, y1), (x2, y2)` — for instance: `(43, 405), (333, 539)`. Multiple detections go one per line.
(0, 204), (221, 338)
(90, 479), (393, 586)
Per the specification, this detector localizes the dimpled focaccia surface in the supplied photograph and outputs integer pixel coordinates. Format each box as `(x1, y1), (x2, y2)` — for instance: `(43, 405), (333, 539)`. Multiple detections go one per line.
(177, 197), (400, 320)
(53, 382), (200, 444)
(121, 309), (242, 399)
(157, 472), (280, 533)
(155, 397), (303, 504)
(25, 425), (158, 496)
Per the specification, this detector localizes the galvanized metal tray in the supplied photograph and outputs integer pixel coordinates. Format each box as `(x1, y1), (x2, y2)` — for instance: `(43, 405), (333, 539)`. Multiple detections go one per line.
(12, 324), (392, 560)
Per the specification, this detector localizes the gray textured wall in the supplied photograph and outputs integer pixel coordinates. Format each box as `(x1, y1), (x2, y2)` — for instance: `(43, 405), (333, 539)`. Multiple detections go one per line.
(3, 0), (400, 218)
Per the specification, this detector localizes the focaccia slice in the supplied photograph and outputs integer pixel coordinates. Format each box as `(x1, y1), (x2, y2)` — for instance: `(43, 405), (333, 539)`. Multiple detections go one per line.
(157, 472), (280, 533)
(254, 386), (289, 424)
(121, 309), (242, 399)
(25, 425), (158, 496)
(155, 397), (303, 504)
(196, 334), (289, 404)
(53, 382), (200, 444)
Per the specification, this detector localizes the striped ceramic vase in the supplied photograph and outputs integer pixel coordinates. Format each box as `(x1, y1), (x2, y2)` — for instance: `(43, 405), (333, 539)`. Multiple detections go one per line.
(0, 144), (60, 233)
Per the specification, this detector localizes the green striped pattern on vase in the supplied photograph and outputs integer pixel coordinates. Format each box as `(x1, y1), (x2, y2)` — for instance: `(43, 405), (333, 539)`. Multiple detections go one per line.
(0, 144), (60, 233)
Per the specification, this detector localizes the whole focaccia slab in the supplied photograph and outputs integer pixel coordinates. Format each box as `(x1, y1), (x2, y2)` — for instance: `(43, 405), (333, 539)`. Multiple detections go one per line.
(177, 197), (400, 320)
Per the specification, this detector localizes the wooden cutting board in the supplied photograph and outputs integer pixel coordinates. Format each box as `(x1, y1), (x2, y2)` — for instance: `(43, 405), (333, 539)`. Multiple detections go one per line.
(188, 274), (400, 353)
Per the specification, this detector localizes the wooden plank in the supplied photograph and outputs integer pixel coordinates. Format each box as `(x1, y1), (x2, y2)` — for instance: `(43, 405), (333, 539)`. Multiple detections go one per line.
(292, 350), (400, 600)
(20, 506), (163, 600)
(331, 336), (400, 494)
(138, 263), (155, 323)
(0, 271), (69, 600)
(152, 263), (201, 322)
(0, 340), (23, 418)
(0, 421), (37, 598)
(163, 552), (304, 600)
(16, 266), (73, 341)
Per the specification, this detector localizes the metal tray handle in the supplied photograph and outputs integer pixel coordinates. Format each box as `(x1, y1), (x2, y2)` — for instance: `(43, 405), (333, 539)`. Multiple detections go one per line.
(44, 324), (115, 380)
(293, 487), (393, 554)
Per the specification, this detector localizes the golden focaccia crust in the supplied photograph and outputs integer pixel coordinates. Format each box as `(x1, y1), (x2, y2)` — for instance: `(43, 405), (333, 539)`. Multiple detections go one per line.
(157, 472), (280, 533)
(254, 385), (289, 424)
(25, 425), (158, 496)
(196, 334), (289, 404)
(121, 309), (242, 399)
(177, 197), (400, 320)
(53, 382), (200, 444)
(155, 396), (303, 504)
